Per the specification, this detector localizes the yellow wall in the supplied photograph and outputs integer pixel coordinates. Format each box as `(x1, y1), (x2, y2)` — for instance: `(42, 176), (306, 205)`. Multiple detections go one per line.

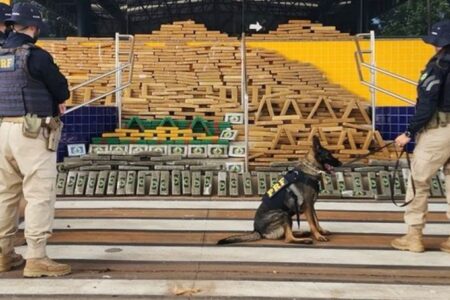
(0, 0), (10, 5)
(248, 39), (434, 106)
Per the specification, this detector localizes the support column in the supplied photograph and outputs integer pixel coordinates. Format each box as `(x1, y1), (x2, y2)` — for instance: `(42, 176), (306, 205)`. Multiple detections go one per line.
(77, 0), (92, 37)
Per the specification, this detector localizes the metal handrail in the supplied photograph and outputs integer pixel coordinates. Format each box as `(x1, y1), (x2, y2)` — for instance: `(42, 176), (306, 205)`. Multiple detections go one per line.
(354, 34), (417, 106)
(68, 63), (131, 93)
(65, 34), (135, 116)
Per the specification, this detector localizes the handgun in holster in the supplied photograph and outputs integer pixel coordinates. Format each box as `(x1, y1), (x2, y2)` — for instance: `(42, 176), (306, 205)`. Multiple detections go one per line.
(44, 117), (64, 152)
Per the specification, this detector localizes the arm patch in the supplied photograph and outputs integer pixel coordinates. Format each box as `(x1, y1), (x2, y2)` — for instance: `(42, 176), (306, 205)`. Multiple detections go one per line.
(421, 75), (436, 87)
(425, 79), (441, 92)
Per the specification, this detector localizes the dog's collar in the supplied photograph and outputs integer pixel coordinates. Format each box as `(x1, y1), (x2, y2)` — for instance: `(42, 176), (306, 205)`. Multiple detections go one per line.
(290, 169), (320, 193)
(296, 160), (324, 178)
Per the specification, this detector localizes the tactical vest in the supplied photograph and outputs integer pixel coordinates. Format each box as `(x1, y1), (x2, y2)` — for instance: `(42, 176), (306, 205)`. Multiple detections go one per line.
(262, 170), (320, 210)
(0, 44), (55, 117)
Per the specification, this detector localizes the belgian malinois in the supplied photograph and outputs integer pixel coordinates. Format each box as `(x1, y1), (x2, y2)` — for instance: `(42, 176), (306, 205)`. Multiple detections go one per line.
(218, 136), (342, 245)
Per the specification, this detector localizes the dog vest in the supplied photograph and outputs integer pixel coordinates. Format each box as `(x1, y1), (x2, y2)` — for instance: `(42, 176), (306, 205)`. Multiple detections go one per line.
(262, 170), (320, 210)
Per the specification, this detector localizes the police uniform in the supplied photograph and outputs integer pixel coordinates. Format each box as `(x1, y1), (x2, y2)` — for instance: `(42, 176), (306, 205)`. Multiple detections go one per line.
(392, 20), (450, 253)
(0, 3), (71, 276)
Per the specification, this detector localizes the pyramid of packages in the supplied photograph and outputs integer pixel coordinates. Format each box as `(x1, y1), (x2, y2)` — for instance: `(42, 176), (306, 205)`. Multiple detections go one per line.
(39, 20), (395, 169)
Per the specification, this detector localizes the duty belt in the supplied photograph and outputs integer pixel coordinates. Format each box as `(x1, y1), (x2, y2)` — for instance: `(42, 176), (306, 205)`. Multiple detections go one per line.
(438, 112), (450, 127)
(1, 116), (52, 127)
(425, 112), (450, 130)
(2, 117), (25, 123)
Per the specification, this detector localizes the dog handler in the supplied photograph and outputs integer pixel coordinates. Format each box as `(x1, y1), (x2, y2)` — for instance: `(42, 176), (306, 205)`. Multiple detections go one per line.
(392, 20), (450, 253)
(0, 3), (71, 276)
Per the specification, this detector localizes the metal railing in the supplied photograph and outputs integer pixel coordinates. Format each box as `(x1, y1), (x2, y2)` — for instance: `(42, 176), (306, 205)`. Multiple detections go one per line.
(65, 33), (135, 128)
(354, 32), (417, 109)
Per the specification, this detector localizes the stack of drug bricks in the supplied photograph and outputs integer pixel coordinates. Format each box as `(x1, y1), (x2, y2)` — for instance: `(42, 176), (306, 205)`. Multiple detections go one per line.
(247, 19), (351, 40)
(248, 87), (389, 168)
(39, 20), (394, 170)
(122, 20), (241, 120)
(88, 117), (245, 165)
(102, 127), (216, 144)
(56, 154), (449, 199)
(56, 152), (247, 197)
(94, 116), (229, 145)
(38, 37), (115, 106)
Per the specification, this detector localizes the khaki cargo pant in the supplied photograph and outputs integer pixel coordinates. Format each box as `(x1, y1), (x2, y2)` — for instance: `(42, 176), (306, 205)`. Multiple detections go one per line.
(0, 121), (56, 259)
(405, 125), (450, 226)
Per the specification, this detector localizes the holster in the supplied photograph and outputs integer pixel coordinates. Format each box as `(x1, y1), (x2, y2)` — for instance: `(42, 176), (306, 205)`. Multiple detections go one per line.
(22, 114), (42, 138)
(44, 117), (63, 152)
(438, 111), (450, 127)
(425, 112), (450, 130)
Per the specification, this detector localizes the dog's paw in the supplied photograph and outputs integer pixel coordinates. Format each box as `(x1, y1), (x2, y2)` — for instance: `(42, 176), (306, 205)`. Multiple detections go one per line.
(302, 238), (314, 244)
(314, 234), (329, 242)
(292, 238), (314, 244)
(319, 229), (331, 235)
(293, 231), (310, 238)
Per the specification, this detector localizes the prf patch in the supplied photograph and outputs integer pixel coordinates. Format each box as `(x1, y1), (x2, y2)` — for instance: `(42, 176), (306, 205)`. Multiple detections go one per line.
(0, 55), (15, 72)
(266, 177), (287, 198)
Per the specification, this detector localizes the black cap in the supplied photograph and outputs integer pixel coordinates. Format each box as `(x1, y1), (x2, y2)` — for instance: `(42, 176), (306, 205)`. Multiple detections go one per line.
(423, 20), (450, 48)
(0, 3), (11, 23)
(5, 3), (44, 28)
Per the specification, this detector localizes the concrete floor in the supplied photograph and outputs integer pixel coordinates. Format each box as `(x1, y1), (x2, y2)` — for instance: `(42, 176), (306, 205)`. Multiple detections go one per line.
(1, 197), (449, 299)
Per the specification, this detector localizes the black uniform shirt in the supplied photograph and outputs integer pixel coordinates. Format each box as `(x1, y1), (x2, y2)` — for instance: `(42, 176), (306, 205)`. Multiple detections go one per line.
(0, 31), (5, 47)
(2, 32), (69, 104)
(408, 51), (450, 135)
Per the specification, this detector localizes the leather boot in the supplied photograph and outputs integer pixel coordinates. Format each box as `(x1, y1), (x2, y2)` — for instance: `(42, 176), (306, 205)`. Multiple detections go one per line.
(23, 257), (71, 278)
(0, 250), (25, 272)
(440, 237), (450, 253)
(391, 225), (425, 253)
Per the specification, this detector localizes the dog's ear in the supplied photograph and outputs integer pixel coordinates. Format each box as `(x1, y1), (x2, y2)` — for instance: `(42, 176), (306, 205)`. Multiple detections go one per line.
(312, 136), (321, 150)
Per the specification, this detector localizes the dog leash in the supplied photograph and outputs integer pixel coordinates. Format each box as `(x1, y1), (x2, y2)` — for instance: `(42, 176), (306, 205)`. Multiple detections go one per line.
(390, 149), (416, 207)
(293, 194), (301, 229)
(339, 140), (415, 207)
(340, 141), (395, 167)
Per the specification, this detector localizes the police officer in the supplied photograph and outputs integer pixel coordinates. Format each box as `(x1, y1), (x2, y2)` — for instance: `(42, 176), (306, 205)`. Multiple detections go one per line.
(0, 3), (11, 46)
(392, 20), (450, 254)
(0, 3), (71, 277)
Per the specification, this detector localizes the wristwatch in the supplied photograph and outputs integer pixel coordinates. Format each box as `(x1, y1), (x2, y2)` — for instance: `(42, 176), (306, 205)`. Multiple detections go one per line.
(404, 131), (412, 138)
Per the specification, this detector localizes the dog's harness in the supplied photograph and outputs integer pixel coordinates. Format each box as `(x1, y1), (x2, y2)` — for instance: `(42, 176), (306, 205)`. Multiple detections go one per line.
(262, 169), (320, 228)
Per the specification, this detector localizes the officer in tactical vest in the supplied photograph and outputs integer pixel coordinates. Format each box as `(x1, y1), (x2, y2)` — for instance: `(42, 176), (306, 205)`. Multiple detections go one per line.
(0, 3), (11, 46)
(0, 3), (71, 277)
(392, 20), (450, 254)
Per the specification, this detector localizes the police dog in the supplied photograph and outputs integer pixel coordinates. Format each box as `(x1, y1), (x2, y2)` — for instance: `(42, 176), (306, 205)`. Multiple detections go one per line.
(218, 136), (342, 245)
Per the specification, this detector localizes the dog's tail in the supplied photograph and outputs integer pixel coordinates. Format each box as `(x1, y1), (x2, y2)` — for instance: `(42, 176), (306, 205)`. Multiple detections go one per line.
(217, 231), (262, 245)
